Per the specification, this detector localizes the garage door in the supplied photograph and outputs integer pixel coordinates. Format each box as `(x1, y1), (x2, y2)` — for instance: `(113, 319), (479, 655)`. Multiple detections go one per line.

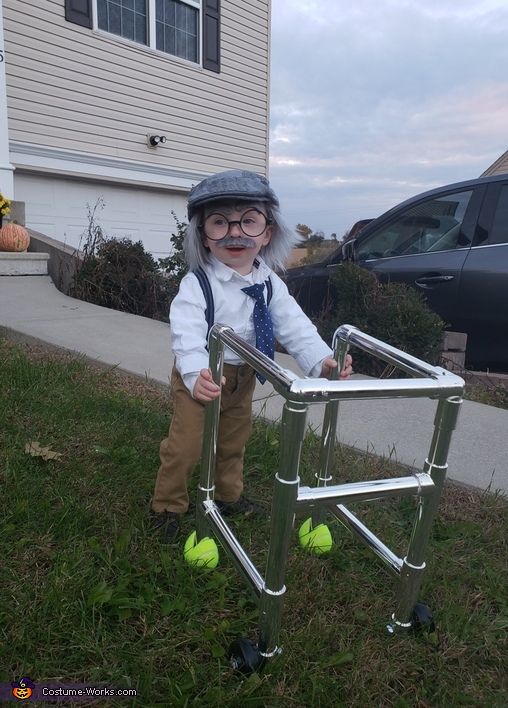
(15, 173), (187, 258)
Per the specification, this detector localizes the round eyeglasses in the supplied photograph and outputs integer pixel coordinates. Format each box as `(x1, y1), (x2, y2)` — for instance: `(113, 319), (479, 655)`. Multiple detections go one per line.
(202, 208), (272, 241)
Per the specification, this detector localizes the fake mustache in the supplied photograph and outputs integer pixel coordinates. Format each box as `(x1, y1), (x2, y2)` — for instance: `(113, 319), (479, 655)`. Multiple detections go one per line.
(215, 237), (257, 249)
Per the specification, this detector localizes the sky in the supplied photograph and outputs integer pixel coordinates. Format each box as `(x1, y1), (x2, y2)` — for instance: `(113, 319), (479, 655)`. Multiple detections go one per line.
(268, 0), (508, 239)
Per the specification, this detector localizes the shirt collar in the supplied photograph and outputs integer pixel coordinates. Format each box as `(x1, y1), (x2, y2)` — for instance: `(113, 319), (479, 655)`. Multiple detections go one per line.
(208, 254), (271, 282)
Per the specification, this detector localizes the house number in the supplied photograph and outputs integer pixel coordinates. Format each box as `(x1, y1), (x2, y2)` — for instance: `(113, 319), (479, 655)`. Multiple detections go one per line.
(0, 50), (4, 62)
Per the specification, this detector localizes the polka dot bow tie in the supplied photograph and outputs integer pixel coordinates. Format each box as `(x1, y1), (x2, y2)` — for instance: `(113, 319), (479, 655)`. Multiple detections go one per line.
(241, 283), (274, 384)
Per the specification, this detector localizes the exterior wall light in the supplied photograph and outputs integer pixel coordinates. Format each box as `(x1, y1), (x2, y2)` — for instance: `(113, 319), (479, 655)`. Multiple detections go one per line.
(148, 135), (167, 147)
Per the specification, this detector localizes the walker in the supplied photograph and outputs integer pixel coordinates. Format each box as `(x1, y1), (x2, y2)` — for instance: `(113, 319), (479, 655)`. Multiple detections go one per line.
(185, 323), (464, 674)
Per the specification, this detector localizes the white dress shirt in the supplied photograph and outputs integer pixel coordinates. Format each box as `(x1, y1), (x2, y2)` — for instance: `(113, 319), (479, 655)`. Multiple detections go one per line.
(169, 255), (333, 394)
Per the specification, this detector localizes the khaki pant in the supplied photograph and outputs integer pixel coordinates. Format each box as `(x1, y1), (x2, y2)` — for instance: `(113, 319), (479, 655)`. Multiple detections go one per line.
(151, 364), (256, 514)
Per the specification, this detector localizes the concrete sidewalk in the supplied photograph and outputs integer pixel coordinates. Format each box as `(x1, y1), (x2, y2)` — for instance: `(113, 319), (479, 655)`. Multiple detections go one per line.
(1, 275), (507, 495)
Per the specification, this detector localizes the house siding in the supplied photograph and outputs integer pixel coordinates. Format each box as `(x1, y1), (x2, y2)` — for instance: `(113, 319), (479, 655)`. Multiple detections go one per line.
(4, 0), (270, 176)
(481, 150), (508, 177)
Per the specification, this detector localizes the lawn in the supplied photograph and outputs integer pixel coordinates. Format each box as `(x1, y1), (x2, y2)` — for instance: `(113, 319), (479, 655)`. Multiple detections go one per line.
(0, 337), (506, 707)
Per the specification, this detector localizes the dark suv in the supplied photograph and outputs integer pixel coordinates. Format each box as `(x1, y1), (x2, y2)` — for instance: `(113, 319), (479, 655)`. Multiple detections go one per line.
(285, 174), (508, 370)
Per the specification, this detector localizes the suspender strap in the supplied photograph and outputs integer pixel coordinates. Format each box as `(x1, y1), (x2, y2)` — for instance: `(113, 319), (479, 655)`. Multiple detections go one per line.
(254, 258), (272, 305)
(194, 267), (215, 338)
(265, 276), (273, 305)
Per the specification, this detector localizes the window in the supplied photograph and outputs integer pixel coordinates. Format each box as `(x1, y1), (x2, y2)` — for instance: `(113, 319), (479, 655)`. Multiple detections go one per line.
(155, 0), (198, 63)
(97, 0), (197, 59)
(489, 184), (508, 245)
(65, 0), (220, 70)
(97, 0), (148, 45)
(357, 190), (473, 261)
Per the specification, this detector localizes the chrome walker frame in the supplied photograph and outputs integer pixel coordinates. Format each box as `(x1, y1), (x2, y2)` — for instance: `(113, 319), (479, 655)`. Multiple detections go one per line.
(193, 323), (464, 664)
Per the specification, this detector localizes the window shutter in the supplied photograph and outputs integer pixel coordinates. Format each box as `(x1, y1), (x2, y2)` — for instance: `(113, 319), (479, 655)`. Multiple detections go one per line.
(203, 0), (220, 73)
(65, 0), (93, 29)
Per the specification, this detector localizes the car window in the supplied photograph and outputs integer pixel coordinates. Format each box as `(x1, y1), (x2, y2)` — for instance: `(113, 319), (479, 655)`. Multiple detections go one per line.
(357, 190), (473, 261)
(489, 184), (508, 245)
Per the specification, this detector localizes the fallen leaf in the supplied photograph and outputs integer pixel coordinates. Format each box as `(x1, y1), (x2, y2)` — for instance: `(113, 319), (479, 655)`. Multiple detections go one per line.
(25, 441), (63, 462)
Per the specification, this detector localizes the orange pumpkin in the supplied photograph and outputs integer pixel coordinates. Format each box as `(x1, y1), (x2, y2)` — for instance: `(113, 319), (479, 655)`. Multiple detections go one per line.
(0, 223), (30, 252)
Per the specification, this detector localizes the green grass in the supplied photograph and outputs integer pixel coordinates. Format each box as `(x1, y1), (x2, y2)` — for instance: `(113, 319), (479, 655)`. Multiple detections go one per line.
(464, 382), (508, 410)
(1, 337), (507, 707)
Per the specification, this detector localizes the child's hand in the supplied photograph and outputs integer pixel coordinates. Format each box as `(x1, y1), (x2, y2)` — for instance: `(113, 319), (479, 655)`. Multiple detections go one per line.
(339, 354), (353, 379)
(193, 368), (225, 403)
(320, 354), (353, 379)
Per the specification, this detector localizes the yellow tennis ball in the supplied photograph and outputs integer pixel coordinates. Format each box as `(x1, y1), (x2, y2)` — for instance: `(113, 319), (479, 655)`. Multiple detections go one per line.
(184, 531), (219, 569)
(298, 518), (333, 555)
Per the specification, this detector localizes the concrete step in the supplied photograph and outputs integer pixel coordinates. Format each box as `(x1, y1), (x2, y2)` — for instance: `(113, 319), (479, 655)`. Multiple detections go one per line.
(0, 252), (49, 276)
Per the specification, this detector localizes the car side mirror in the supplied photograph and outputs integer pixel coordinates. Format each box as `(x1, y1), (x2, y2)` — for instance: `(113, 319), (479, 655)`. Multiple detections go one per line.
(342, 238), (357, 262)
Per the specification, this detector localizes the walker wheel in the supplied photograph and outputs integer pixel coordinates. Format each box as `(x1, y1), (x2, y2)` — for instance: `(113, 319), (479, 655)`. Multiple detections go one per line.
(411, 602), (435, 633)
(228, 637), (264, 675)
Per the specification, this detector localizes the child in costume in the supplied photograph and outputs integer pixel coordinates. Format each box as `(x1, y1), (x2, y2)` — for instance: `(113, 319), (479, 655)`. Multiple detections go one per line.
(151, 170), (352, 540)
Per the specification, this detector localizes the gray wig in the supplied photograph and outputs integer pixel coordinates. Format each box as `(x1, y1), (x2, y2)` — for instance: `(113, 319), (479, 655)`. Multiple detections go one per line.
(183, 203), (300, 272)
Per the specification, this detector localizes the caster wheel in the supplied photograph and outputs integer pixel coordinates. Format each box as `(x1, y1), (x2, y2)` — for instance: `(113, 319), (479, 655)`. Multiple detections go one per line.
(228, 638), (264, 675)
(411, 602), (435, 633)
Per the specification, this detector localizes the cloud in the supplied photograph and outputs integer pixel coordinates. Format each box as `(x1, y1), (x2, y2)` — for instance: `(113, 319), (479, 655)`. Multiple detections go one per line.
(269, 1), (508, 235)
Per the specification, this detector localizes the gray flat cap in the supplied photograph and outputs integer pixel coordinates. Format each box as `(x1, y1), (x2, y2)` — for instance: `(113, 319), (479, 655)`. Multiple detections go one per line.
(187, 170), (279, 220)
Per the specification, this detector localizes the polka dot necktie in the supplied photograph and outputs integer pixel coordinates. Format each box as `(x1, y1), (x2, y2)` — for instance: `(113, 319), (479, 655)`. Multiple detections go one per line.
(241, 282), (274, 384)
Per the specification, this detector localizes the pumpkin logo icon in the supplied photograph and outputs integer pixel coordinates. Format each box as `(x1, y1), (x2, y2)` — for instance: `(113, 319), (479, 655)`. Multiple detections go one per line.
(11, 677), (34, 700)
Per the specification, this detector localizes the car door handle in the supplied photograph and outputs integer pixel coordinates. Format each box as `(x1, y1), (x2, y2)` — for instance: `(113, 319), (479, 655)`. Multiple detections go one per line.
(415, 275), (454, 289)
